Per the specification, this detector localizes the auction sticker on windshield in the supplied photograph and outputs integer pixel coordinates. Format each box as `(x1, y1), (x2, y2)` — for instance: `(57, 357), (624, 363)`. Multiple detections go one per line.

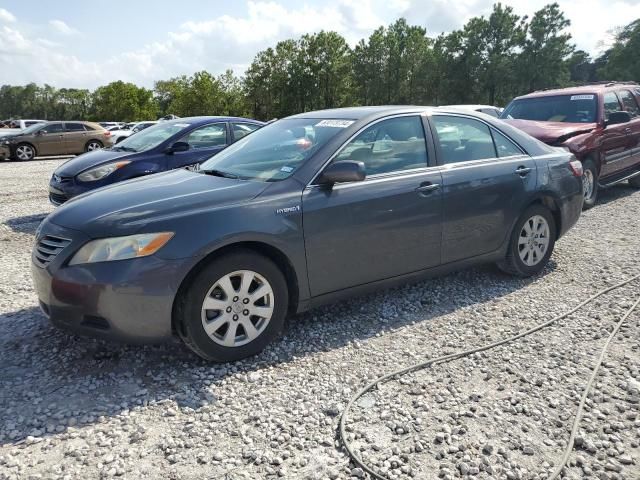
(570, 95), (594, 100)
(315, 120), (354, 128)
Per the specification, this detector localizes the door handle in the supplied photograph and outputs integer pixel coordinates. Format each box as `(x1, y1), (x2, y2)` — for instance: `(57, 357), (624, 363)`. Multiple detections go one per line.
(416, 182), (440, 195)
(514, 166), (532, 176)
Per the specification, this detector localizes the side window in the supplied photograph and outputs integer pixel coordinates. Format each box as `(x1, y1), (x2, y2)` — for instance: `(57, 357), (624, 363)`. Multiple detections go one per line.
(334, 116), (428, 176)
(64, 123), (85, 132)
(492, 129), (523, 157)
(44, 123), (64, 133)
(432, 115), (496, 164)
(603, 92), (621, 121)
(180, 123), (228, 149)
(618, 90), (640, 118)
(232, 122), (260, 140)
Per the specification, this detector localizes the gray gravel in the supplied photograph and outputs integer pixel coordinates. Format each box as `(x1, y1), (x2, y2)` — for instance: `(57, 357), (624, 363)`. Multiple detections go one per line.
(0, 158), (639, 480)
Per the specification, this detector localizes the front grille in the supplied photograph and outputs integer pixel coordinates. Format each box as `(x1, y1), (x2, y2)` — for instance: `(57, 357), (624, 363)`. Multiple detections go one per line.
(49, 192), (68, 205)
(34, 235), (71, 267)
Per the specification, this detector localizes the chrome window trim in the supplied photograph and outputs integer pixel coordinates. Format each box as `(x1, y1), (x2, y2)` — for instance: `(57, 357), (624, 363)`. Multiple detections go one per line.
(307, 112), (430, 187)
(304, 165), (441, 191)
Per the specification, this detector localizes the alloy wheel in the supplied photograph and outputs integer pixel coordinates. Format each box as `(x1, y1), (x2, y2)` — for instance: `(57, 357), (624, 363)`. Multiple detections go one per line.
(16, 145), (34, 161)
(518, 215), (550, 267)
(583, 169), (594, 200)
(201, 270), (274, 347)
(87, 142), (102, 151)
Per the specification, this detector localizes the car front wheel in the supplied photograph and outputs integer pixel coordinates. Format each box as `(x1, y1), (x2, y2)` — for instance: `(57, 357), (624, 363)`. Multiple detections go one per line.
(15, 143), (35, 161)
(582, 159), (598, 209)
(176, 250), (288, 362)
(498, 204), (556, 277)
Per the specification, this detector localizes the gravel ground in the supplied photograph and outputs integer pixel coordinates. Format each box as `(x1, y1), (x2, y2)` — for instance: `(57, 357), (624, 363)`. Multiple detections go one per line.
(0, 158), (639, 480)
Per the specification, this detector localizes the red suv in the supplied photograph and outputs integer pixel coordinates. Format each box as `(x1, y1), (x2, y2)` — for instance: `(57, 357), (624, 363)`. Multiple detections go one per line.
(501, 82), (640, 208)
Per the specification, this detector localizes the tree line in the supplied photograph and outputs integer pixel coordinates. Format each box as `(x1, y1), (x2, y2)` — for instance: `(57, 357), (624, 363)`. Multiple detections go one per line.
(1, 3), (638, 123)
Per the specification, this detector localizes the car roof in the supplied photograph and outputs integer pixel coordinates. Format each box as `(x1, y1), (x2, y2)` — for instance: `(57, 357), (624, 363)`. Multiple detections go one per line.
(515, 82), (640, 100)
(288, 105), (509, 121)
(162, 116), (265, 125)
(441, 104), (500, 110)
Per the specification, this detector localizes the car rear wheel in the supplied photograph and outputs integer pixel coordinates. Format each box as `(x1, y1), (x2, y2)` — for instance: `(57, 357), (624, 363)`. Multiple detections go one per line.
(498, 204), (556, 277)
(15, 143), (35, 161)
(85, 140), (103, 152)
(176, 250), (288, 362)
(582, 159), (598, 209)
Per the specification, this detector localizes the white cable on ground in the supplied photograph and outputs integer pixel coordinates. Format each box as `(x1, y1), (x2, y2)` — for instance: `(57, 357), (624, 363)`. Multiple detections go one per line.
(338, 273), (640, 480)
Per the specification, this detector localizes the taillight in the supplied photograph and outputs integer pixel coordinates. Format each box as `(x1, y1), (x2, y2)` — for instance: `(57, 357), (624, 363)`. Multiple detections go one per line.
(103, 131), (111, 137)
(569, 159), (583, 177)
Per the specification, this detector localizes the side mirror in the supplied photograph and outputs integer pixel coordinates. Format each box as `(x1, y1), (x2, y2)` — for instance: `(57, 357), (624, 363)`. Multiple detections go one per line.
(318, 160), (366, 185)
(37, 130), (46, 135)
(166, 141), (189, 154)
(606, 111), (631, 126)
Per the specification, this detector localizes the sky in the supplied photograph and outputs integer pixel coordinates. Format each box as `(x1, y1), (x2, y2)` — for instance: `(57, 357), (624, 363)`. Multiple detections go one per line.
(0, 0), (638, 89)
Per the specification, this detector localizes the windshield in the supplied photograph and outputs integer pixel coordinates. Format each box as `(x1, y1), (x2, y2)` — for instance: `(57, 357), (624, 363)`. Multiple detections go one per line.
(199, 118), (352, 181)
(501, 94), (597, 123)
(113, 122), (190, 152)
(21, 123), (47, 134)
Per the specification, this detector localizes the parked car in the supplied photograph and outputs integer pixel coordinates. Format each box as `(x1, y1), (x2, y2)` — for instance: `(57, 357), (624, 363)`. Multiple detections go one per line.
(109, 121), (158, 143)
(443, 104), (502, 117)
(501, 82), (640, 208)
(33, 106), (583, 361)
(1, 121), (113, 161)
(98, 122), (125, 129)
(48, 116), (264, 205)
(0, 119), (46, 135)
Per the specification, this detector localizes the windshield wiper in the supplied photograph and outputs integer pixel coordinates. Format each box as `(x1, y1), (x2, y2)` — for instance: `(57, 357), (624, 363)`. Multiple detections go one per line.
(199, 168), (239, 179)
(111, 146), (137, 152)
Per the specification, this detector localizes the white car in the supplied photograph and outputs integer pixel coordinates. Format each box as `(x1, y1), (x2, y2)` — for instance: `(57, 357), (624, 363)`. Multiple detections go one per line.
(441, 105), (503, 117)
(109, 121), (158, 143)
(0, 119), (46, 135)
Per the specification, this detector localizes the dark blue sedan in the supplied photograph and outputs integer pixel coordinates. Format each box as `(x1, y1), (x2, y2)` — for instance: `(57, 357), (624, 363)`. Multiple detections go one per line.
(48, 116), (264, 205)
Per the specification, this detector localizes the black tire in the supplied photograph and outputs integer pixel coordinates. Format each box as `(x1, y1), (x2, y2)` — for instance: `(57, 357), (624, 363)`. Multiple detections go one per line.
(14, 143), (36, 161)
(498, 204), (556, 277)
(582, 158), (599, 210)
(176, 249), (289, 362)
(629, 175), (640, 188)
(85, 140), (103, 152)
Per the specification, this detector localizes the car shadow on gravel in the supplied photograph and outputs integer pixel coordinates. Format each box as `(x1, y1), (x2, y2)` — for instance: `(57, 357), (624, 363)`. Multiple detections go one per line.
(0, 259), (554, 447)
(592, 182), (639, 207)
(4, 213), (48, 235)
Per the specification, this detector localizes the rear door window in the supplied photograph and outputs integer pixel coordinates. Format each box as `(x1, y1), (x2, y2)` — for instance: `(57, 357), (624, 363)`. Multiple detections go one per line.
(64, 123), (85, 132)
(618, 90), (640, 118)
(492, 129), (523, 157)
(432, 115), (497, 164)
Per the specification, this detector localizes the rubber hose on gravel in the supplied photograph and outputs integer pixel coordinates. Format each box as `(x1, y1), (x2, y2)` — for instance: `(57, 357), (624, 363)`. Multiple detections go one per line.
(338, 273), (640, 480)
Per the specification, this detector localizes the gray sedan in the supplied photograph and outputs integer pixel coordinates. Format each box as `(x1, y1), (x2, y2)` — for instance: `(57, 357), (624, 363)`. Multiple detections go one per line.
(32, 106), (583, 361)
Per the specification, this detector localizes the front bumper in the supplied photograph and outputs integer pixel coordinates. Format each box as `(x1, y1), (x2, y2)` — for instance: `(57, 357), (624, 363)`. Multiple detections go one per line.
(49, 177), (92, 206)
(31, 221), (193, 343)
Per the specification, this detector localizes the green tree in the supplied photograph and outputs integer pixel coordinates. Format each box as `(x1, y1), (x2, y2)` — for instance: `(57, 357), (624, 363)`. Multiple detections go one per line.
(598, 19), (640, 81)
(90, 81), (157, 121)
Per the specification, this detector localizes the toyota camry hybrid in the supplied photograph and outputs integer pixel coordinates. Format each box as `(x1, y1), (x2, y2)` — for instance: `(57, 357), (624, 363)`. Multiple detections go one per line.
(32, 106), (583, 361)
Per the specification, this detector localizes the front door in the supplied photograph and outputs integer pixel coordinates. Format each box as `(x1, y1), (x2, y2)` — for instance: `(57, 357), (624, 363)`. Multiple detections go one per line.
(600, 91), (631, 179)
(303, 115), (443, 297)
(167, 122), (229, 170)
(36, 122), (65, 155)
(430, 114), (538, 264)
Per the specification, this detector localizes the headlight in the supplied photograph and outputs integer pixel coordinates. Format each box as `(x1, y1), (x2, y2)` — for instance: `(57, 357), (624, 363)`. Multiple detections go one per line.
(77, 160), (130, 182)
(69, 232), (174, 265)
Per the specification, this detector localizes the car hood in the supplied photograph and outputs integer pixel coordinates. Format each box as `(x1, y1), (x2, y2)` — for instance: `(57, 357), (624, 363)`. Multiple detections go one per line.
(503, 119), (597, 144)
(55, 149), (133, 176)
(48, 169), (270, 238)
(0, 131), (24, 141)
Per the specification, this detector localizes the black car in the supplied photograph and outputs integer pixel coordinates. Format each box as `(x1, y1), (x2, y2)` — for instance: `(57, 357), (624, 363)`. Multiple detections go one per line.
(48, 116), (264, 205)
(32, 106), (583, 362)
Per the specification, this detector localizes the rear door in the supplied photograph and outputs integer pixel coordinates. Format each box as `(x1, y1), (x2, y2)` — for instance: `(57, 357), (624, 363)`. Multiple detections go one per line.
(303, 114), (443, 296)
(62, 122), (88, 154)
(600, 91), (631, 179)
(617, 89), (640, 171)
(430, 114), (537, 264)
(36, 122), (65, 155)
(166, 122), (229, 170)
